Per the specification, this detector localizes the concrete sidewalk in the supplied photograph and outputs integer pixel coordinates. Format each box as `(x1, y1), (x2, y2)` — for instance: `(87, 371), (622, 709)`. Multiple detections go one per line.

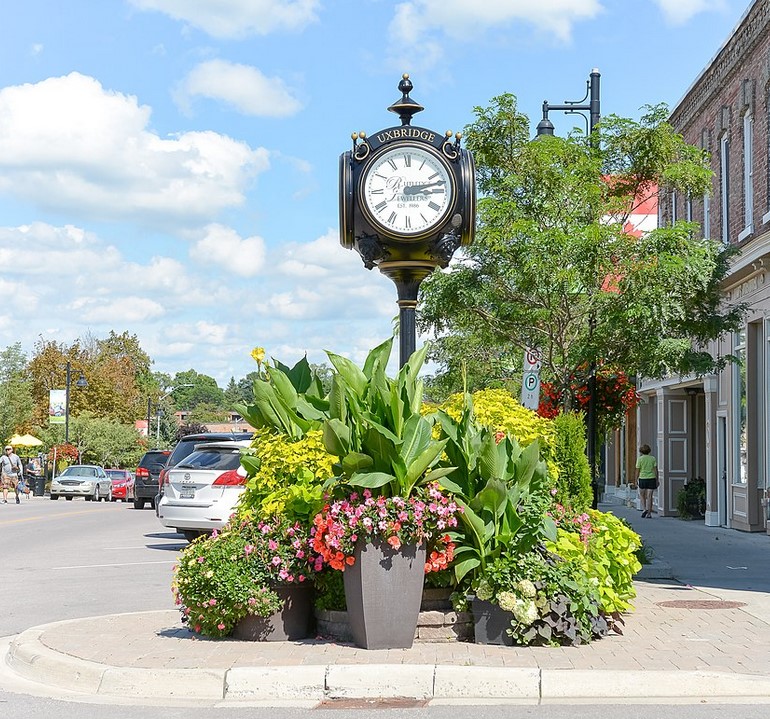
(5, 502), (770, 706)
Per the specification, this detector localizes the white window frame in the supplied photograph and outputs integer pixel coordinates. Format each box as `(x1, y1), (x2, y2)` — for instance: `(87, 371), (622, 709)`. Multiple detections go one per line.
(703, 191), (711, 239)
(734, 329), (747, 485)
(720, 135), (730, 245)
(739, 112), (754, 241)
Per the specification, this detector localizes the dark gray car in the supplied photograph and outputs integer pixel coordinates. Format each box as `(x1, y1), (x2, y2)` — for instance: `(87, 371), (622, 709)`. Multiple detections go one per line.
(133, 449), (170, 509)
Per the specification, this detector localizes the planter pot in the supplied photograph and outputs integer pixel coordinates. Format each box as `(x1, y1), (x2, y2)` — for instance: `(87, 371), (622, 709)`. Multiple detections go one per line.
(343, 537), (426, 650)
(232, 584), (313, 641)
(471, 597), (514, 646)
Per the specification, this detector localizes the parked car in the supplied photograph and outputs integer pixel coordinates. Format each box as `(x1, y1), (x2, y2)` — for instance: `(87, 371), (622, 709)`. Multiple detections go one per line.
(157, 440), (251, 542)
(50, 465), (112, 502)
(134, 449), (171, 510)
(155, 431), (253, 512)
(106, 468), (134, 502)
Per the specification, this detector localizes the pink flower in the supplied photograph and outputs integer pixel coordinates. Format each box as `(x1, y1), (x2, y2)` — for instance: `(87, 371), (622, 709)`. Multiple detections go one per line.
(217, 623), (225, 630)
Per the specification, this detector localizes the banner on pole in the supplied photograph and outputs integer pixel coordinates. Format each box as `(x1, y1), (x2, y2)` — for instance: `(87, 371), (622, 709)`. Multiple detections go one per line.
(520, 348), (542, 411)
(49, 389), (65, 424)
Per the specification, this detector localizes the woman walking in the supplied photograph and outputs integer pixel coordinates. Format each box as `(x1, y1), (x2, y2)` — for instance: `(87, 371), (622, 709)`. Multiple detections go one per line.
(636, 444), (658, 518)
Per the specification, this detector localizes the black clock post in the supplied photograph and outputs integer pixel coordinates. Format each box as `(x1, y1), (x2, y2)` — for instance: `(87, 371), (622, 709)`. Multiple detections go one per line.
(339, 75), (476, 367)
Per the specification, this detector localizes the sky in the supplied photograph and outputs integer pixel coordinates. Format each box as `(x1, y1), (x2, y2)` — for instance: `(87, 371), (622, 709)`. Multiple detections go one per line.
(0, 0), (753, 387)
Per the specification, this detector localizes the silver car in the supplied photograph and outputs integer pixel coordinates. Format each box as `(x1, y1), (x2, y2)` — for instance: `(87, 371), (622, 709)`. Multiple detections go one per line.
(50, 464), (112, 502)
(157, 440), (250, 541)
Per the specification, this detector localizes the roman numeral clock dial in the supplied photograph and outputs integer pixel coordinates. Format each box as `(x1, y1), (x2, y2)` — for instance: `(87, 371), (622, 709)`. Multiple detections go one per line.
(360, 145), (454, 237)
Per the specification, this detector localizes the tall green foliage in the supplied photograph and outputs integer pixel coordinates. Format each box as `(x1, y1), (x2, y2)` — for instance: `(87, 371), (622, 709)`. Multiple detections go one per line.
(419, 97), (745, 399)
(551, 412), (592, 512)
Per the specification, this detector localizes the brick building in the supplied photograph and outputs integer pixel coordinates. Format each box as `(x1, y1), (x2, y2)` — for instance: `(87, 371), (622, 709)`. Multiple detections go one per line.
(633, 0), (770, 531)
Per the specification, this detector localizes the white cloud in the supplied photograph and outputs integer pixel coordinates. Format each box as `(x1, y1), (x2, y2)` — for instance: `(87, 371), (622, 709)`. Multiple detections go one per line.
(387, 0), (602, 70)
(73, 297), (166, 323)
(177, 60), (302, 117)
(128, 0), (320, 38)
(190, 224), (267, 277)
(0, 73), (269, 223)
(277, 228), (362, 277)
(652, 0), (725, 25)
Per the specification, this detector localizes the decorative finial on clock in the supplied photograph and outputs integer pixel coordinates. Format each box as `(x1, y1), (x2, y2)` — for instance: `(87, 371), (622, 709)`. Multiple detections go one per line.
(387, 73), (424, 126)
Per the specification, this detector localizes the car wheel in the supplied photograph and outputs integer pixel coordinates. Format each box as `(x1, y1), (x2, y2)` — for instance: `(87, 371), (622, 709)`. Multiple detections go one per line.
(50, 494), (58, 500)
(133, 497), (145, 510)
(181, 530), (200, 542)
(106, 488), (112, 502)
(65, 496), (73, 501)
(93, 487), (99, 502)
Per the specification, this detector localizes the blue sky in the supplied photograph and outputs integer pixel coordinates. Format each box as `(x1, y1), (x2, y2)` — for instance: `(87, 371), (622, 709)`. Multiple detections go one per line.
(0, 0), (751, 386)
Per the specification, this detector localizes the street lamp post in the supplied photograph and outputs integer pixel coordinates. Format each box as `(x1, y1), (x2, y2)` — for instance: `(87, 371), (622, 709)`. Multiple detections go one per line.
(64, 361), (88, 445)
(147, 384), (194, 446)
(536, 68), (601, 510)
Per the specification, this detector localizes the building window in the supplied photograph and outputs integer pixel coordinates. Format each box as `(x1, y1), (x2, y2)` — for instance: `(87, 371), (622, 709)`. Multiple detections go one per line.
(738, 112), (753, 241)
(734, 329), (747, 484)
(685, 194), (693, 222)
(720, 134), (730, 244)
(670, 190), (677, 224)
(703, 191), (711, 239)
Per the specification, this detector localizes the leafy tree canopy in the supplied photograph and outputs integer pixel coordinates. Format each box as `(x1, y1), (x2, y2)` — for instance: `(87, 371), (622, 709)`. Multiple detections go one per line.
(419, 97), (745, 402)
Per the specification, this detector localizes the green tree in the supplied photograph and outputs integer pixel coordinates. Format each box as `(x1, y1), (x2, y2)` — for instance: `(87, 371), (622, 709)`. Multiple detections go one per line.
(0, 343), (35, 442)
(172, 370), (224, 409)
(419, 98), (745, 402)
(28, 332), (155, 427)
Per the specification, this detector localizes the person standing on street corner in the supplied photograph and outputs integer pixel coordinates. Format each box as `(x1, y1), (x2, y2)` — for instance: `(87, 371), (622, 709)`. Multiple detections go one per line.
(636, 443), (658, 518)
(1, 444), (22, 504)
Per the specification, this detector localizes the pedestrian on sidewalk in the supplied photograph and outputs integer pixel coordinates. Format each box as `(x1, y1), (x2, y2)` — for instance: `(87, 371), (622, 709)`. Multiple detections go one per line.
(635, 443), (658, 518)
(1, 444), (22, 504)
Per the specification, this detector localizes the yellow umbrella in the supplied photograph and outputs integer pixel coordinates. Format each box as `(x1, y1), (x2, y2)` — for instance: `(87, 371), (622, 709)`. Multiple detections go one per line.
(9, 434), (43, 447)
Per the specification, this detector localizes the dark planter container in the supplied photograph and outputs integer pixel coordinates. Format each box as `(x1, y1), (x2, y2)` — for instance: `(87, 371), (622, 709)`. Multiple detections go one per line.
(232, 584), (313, 641)
(343, 537), (426, 650)
(471, 597), (514, 646)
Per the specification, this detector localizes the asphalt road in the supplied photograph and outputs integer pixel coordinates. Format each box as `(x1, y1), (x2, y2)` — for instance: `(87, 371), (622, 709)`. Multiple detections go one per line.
(3, 496), (770, 717)
(0, 494), (183, 637)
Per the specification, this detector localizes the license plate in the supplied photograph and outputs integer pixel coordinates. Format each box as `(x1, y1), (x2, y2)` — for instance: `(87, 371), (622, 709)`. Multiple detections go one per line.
(180, 487), (196, 499)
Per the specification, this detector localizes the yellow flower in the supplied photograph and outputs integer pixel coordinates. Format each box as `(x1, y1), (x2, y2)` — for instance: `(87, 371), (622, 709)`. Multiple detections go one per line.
(251, 347), (266, 364)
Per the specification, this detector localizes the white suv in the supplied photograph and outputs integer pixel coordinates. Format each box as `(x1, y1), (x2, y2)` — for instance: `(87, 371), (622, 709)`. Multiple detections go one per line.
(156, 440), (251, 541)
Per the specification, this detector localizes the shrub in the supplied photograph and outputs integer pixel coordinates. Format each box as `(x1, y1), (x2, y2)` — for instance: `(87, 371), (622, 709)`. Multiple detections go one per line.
(475, 549), (609, 646)
(436, 388), (556, 459)
(676, 478), (706, 519)
(551, 412), (592, 512)
(546, 509), (641, 615)
(172, 516), (319, 638)
(238, 428), (334, 523)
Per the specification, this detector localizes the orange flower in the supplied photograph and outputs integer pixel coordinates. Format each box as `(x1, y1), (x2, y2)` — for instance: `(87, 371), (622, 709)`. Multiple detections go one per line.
(387, 535), (402, 550)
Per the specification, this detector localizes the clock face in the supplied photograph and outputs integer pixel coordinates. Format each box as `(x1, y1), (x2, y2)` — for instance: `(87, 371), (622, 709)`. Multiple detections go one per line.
(360, 144), (454, 236)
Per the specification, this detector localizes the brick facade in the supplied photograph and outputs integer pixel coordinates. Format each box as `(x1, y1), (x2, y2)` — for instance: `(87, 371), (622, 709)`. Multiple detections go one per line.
(634, 0), (770, 532)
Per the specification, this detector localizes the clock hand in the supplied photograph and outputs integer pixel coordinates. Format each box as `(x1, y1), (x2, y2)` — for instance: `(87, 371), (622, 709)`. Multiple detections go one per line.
(403, 180), (446, 195)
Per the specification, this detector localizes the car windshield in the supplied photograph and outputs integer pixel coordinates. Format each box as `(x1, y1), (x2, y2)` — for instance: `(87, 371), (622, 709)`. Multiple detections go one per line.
(107, 470), (126, 479)
(61, 467), (97, 477)
(176, 448), (243, 471)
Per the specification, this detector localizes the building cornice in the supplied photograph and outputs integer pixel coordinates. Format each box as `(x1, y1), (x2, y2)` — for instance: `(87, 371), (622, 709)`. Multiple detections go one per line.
(670, 0), (768, 129)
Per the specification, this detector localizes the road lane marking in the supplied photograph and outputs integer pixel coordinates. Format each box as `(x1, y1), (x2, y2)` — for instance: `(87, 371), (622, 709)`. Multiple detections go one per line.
(0, 509), (101, 525)
(104, 546), (183, 550)
(51, 560), (178, 570)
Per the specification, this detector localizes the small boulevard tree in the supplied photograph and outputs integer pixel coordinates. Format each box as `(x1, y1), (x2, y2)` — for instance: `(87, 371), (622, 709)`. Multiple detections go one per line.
(419, 97), (745, 408)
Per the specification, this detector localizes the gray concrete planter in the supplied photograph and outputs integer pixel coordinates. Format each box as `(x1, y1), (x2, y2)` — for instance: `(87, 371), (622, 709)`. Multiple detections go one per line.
(343, 537), (426, 649)
(471, 597), (514, 646)
(232, 584), (314, 641)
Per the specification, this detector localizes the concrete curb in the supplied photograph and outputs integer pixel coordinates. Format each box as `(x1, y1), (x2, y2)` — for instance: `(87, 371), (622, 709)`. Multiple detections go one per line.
(8, 629), (770, 704)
